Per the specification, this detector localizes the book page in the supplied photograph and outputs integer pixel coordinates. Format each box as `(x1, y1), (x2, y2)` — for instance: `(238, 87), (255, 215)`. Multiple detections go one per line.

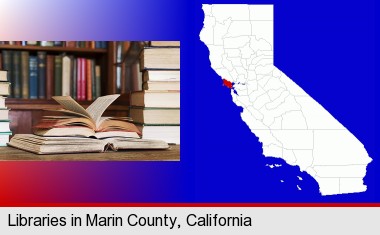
(86, 94), (120, 127)
(52, 96), (91, 118)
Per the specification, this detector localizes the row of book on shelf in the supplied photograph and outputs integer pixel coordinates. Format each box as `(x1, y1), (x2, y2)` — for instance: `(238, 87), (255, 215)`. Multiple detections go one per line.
(0, 41), (108, 49)
(131, 41), (180, 144)
(0, 50), (102, 100)
(0, 70), (11, 146)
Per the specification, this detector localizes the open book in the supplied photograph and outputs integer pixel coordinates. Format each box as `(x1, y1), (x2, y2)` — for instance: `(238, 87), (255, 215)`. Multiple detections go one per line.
(9, 134), (169, 154)
(34, 94), (141, 138)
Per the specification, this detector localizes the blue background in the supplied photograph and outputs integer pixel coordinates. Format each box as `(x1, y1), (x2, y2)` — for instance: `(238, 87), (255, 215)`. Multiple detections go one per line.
(187, 0), (378, 202)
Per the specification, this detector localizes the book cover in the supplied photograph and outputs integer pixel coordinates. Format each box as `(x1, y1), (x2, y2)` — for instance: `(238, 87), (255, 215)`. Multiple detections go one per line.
(129, 106), (180, 125)
(81, 58), (86, 101)
(0, 109), (9, 120)
(62, 55), (71, 96)
(46, 55), (54, 100)
(143, 70), (180, 82)
(76, 58), (81, 100)
(140, 47), (180, 70)
(20, 51), (30, 99)
(0, 96), (5, 108)
(95, 65), (101, 99)
(65, 41), (76, 48)
(130, 91), (180, 108)
(37, 51), (47, 99)
(29, 56), (38, 99)
(149, 41), (180, 47)
(40, 41), (54, 47)
(0, 70), (7, 82)
(12, 51), (22, 98)
(0, 83), (11, 96)
(54, 55), (62, 96)
(86, 59), (92, 101)
(143, 81), (180, 91)
(91, 60), (96, 99)
(71, 57), (77, 100)
(53, 41), (63, 47)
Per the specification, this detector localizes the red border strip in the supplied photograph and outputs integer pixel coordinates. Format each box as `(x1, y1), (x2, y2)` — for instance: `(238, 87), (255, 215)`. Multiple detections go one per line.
(1, 203), (380, 207)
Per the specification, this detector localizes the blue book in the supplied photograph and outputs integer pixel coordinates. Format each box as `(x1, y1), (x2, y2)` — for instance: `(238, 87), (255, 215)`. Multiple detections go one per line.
(37, 51), (46, 99)
(29, 56), (38, 99)
(95, 41), (102, 48)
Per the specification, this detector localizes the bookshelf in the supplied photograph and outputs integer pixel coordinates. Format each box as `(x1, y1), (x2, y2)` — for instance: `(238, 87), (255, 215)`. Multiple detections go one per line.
(0, 41), (136, 135)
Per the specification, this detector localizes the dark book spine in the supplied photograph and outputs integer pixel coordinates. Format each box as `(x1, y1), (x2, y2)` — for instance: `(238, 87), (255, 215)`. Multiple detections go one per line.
(46, 55), (54, 99)
(2, 51), (13, 97)
(20, 51), (30, 99)
(29, 56), (38, 99)
(102, 41), (108, 49)
(12, 51), (22, 98)
(71, 57), (77, 100)
(53, 41), (63, 47)
(37, 51), (47, 99)
(54, 55), (62, 96)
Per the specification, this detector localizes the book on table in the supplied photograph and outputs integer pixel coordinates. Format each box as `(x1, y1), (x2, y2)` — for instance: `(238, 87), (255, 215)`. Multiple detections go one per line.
(8, 94), (169, 154)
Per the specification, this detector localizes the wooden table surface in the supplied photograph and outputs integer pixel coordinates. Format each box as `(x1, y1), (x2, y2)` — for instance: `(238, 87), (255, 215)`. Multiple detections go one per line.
(0, 145), (180, 161)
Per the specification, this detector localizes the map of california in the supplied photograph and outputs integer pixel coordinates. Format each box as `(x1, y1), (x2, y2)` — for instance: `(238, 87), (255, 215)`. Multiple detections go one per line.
(199, 4), (372, 195)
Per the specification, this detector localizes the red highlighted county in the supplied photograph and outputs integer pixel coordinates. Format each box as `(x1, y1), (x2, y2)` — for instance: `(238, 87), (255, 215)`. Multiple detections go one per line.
(222, 79), (233, 89)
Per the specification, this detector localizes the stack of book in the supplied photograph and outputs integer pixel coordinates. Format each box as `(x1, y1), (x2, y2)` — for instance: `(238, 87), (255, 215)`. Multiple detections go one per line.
(0, 51), (101, 100)
(0, 70), (11, 146)
(130, 41), (180, 144)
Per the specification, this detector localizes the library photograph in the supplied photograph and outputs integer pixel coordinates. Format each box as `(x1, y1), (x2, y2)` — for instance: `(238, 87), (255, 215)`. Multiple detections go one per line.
(0, 41), (180, 161)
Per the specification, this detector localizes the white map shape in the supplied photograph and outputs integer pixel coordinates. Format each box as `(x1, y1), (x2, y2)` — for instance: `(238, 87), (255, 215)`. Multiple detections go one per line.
(199, 4), (372, 195)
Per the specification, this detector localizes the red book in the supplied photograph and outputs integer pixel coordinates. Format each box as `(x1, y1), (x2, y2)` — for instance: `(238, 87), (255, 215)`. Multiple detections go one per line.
(81, 58), (87, 101)
(66, 41), (76, 48)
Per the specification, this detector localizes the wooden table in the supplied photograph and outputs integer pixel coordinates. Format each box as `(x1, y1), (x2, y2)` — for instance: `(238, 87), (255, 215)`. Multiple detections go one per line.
(0, 145), (180, 161)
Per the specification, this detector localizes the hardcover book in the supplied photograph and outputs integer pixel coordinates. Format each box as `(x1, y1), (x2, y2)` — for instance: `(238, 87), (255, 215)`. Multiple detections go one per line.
(0, 82), (11, 96)
(149, 41), (180, 47)
(143, 81), (180, 91)
(8, 134), (169, 155)
(62, 56), (71, 96)
(130, 107), (180, 125)
(37, 51), (47, 99)
(130, 91), (180, 108)
(143, 70), (180, 82)
(0, 70), (8, 82)
(0, 109), (9, 120)
(12, 51), (21, 98)
(20, 51), (29, 99)
(29, 56), (38, 99)
(140, 47), (180, 70)
(0, 96), (5, 108)
(54, 55), (62, 96)
(46, 55), (54, 99)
